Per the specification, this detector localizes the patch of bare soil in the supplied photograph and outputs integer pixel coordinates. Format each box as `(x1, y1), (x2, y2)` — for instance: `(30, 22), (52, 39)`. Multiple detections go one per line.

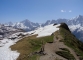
(39, 32), (79, 60)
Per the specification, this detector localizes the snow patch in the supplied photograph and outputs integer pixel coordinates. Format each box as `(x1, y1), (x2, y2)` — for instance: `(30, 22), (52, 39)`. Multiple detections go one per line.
(37, 24), (60, 37)
(69, 24), (83, 32)
(0, 32), (27, 60)
(28, 24), (60, 37)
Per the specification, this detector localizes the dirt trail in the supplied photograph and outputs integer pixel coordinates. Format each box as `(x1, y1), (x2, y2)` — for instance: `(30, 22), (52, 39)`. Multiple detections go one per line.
(39, 32), (79, 60)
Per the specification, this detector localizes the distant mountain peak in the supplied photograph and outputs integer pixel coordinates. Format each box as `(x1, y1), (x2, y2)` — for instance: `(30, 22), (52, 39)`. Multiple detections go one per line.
(21, 19), (31, 23)
(3, 15), (83, 41)
(79, 15), (83, 17)
(4, 21), (13, 26)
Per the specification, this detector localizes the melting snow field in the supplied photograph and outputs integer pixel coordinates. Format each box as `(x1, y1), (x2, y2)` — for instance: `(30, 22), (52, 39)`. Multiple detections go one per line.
(0, 32), (29, 60)
(28, 24), (60, 37)
(37, 24), (60, 37)
(0, 39), (20, 60)
(0, 24), (60, 60)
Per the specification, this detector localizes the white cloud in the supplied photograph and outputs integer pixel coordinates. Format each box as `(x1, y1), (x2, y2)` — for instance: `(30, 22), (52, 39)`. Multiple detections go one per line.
(61, 10), (66, 12)
(69, 10), (72, 12)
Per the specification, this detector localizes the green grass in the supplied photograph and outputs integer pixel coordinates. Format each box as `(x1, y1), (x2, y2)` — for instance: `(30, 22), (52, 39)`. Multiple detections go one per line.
(29, 35), (54, 52)
(10, 23), (83, 60)
(10, 35), (54, 60)
(56, 48), (75, 59)
(56, 51), (75, 60)
(27, 55), (40, 60)
(59, 48), (70, 53)
(59, 26), (83, 58)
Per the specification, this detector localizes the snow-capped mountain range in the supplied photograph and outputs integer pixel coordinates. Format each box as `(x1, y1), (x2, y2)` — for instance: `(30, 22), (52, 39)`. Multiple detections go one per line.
(5, 19), (40, 31)
(0, 15), (83, 60)
(1, 15), (83, 41)
(0, 24), (23, 39)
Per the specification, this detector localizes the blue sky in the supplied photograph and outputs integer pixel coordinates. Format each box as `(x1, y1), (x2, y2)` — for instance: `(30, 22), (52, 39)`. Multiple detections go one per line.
(0, 0), (83, 23)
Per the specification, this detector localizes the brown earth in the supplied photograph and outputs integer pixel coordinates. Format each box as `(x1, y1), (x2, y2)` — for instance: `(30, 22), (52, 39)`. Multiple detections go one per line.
(39, 31), (79, 60)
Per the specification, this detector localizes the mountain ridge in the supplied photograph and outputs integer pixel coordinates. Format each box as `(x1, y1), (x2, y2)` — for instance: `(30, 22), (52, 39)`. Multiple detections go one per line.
(4, 15), (83, 41)
(10, 23), (83, 60)
(0, 22), (83, 60)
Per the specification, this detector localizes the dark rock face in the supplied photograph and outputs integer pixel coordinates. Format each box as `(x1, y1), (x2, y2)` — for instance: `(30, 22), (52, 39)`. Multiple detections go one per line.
(53, 23), (57, 26)
(60, 23), (71, 32)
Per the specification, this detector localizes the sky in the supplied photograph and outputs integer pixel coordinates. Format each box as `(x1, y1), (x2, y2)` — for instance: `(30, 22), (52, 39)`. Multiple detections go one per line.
(0, 0), (83, 23)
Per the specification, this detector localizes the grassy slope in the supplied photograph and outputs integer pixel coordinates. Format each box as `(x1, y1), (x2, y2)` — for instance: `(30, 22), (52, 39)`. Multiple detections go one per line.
(54, 30), (75, 60)
(56, 51), (75, 59)
(59, 24), (83, 59)
(10, 35), (54, 60)
(10, 23), (83, 60)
